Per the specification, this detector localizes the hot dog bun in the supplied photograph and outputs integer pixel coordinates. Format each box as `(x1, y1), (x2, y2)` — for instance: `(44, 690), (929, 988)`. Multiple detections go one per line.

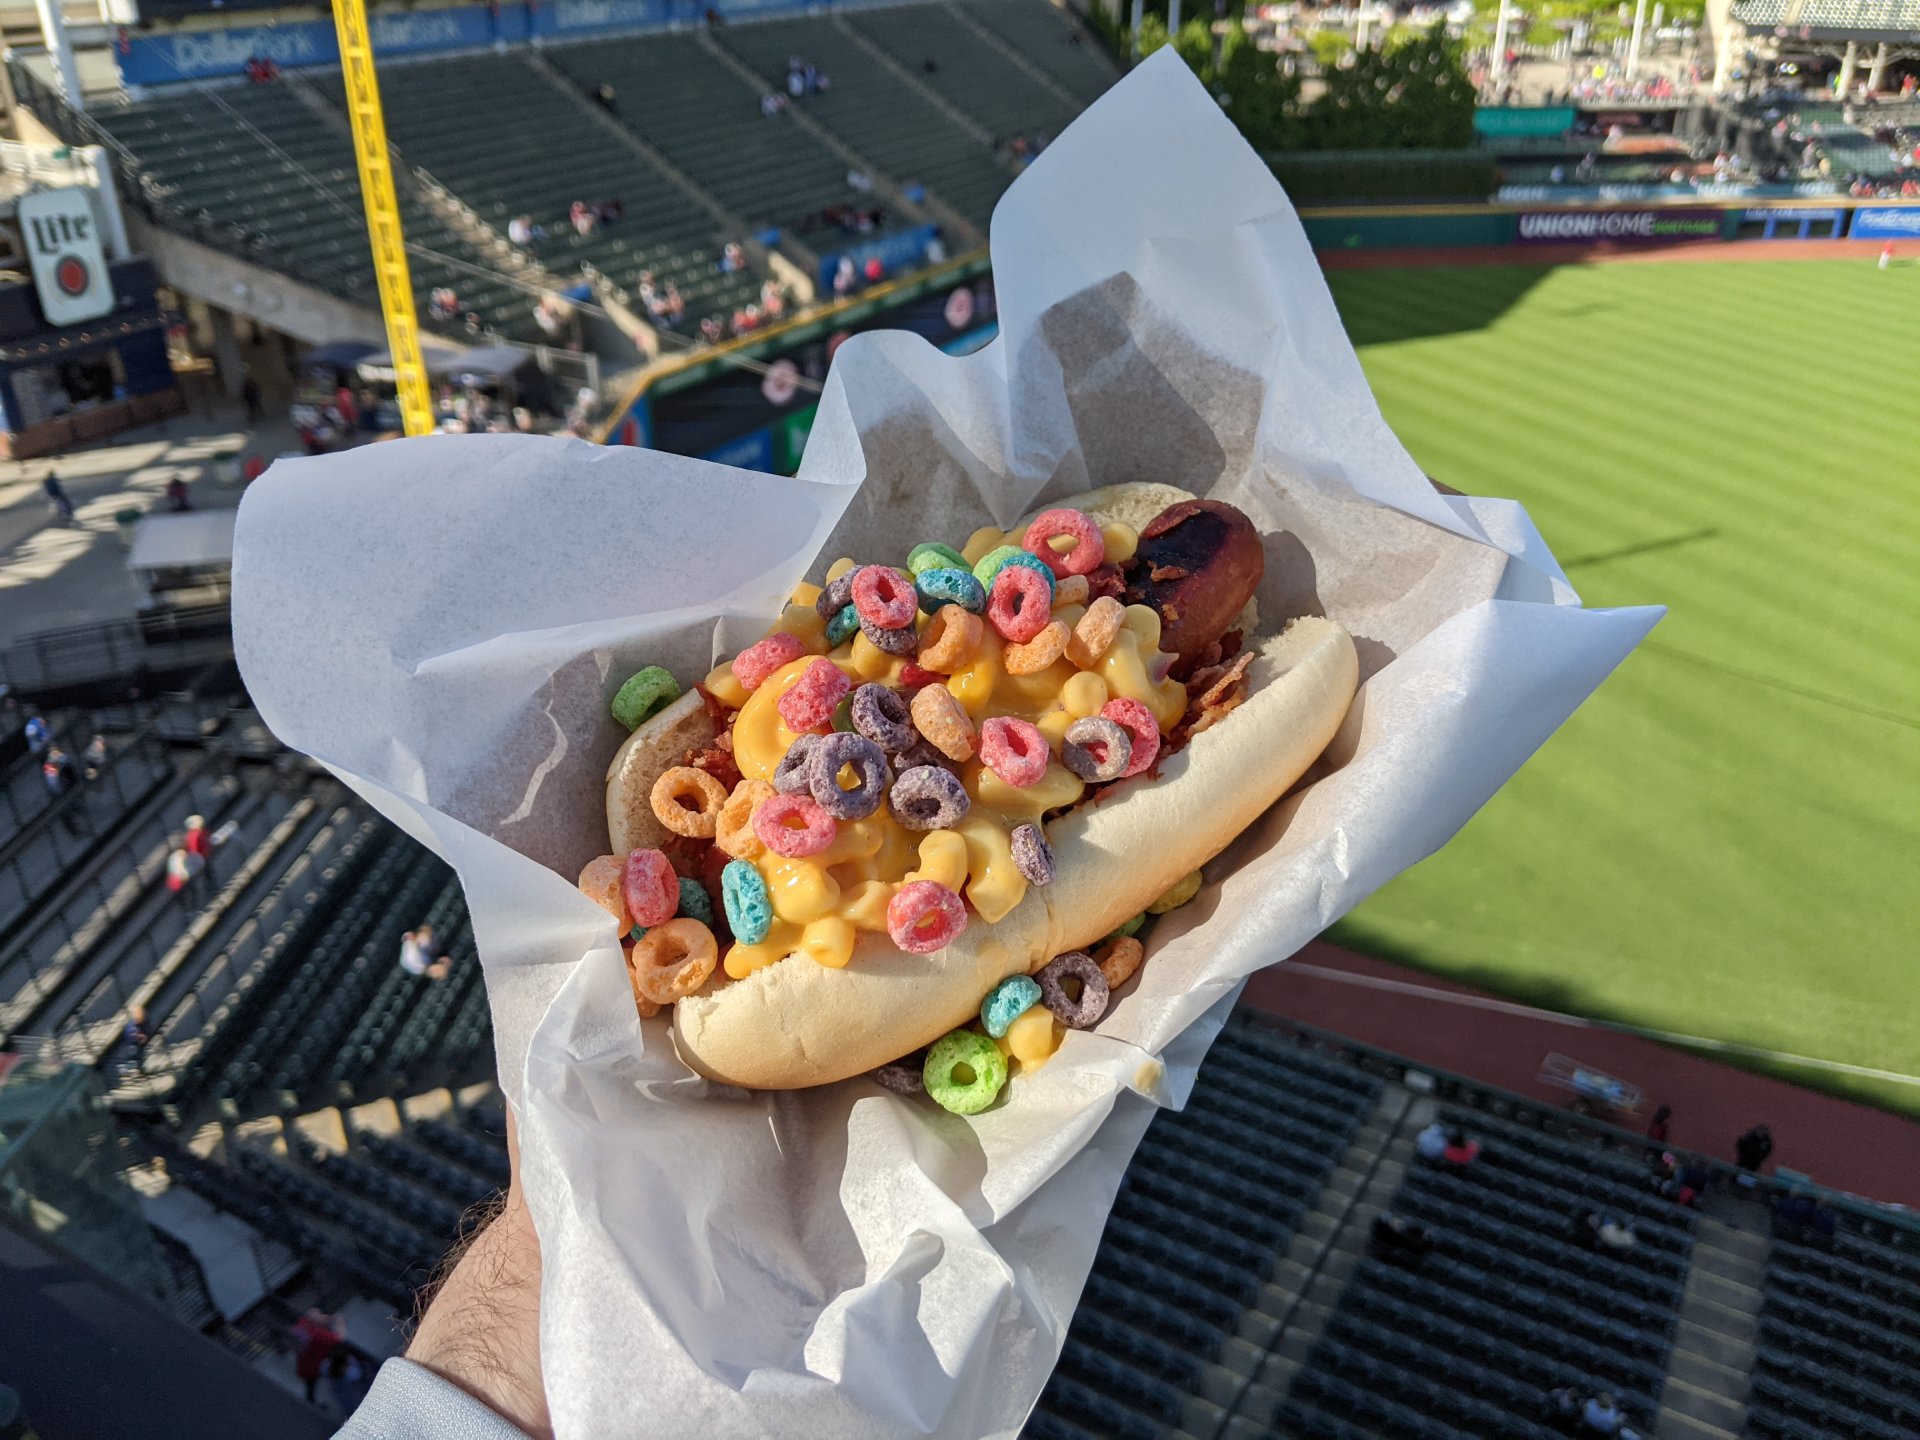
(606, 690), (717, 854)
(672, 615), (1355, 1089)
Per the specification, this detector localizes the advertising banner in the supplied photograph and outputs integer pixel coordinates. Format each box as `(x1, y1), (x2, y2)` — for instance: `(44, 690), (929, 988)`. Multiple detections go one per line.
(1474, 106), (1577, 138)
(1515, 208), (1724, 243)
(123, 2), (516, 83)
(1849, 206), (1920, 240)
(17, 187), (114, 326)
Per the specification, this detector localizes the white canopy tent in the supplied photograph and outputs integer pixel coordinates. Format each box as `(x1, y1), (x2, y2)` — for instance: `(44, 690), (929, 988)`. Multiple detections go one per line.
(126, 510), (236, 582)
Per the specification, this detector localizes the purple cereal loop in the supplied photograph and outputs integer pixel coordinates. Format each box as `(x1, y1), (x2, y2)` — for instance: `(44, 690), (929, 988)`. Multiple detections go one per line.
(850, 683), (915, 752)
(860, 614), (921, 655)
(806, 731), (889, 821)
(815, 571), (857, 621)
(773, 734), (820, 795)
(1010, 823), (1054, 887)
(1062, 716), (1132, 783)
(1036, 951), (1110, 1029)
(888, 765), (970, 831)
(891, 737), (959, 772)
(870, 1058), (925, 1095)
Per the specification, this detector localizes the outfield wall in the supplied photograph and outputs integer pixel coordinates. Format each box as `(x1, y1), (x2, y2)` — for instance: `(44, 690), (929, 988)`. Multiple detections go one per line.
(1298, 198), (1920, 252)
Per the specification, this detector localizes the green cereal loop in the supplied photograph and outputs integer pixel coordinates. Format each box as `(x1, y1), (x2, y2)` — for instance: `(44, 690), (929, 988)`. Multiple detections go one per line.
(832, 696), (857, 732)
(1106, 912), (1146, 942)
(629, 924), (647, 942)
(676, 878), (713, 927)
(612, 666), (680, 731)
(971, 544), (1028, 588)
(923, 1029), (1008, 1115)
(908, 542), (969, 577)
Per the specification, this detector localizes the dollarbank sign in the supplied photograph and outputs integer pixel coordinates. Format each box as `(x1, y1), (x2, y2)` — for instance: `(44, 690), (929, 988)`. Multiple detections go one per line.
(18, 188), (114, 327)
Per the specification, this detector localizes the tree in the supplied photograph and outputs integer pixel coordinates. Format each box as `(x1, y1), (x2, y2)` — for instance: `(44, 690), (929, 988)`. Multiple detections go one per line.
(1215, 21), (1305, 151)
(1304, 24), (1476, 150)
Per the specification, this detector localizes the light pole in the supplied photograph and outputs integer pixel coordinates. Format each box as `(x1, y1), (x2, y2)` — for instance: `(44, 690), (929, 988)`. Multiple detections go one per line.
(1627, 0), (1648, 79)
(1492, 0), (1514, 89)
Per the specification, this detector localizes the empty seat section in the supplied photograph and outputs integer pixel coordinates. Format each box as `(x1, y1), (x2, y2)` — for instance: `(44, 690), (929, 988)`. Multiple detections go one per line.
(960, 0), (1120, 106)
(849, 6), (1077, 143)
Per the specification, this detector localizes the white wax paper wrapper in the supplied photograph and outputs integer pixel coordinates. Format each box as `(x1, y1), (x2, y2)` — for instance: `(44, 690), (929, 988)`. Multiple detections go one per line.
(232, 51), (1660, 1440)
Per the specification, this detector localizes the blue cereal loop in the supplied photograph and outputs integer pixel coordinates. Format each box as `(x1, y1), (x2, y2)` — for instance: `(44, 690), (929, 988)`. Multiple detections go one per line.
(914, 566), (986, 616)
(981, 974), (1042, 1038)
(825, 603), (860, 648)
(677, 877), (713, 927)
(721, 860), (772, 946)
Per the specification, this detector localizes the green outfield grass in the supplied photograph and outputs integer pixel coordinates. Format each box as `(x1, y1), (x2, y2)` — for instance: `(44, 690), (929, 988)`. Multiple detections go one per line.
(1323, 258), (1920, 1116)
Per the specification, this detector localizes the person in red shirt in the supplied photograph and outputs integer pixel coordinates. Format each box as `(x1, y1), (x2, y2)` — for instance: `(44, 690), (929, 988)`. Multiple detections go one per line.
(1440, 1128), (1481, 1167)
(292, 1309), (345, 1403)
(183, 814), (211, 862)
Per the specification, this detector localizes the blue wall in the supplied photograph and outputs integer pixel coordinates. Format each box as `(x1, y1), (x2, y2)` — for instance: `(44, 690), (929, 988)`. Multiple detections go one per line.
(118, 0), (810, 84)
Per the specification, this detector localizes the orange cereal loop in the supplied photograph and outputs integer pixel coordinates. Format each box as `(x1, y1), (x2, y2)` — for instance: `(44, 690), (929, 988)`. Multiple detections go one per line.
(917, 604), (983, 673)
(578, 854), (630, 929)
(715, 778), (774, 859)
(1095, 935), (1144, 990)
(910, 683), (977, 762)
(1053, 574), (1091, 609)
(1066, 595), (1126, 669)
(650, 765), (730, 838)
(633, 918), (720, 1004)
(1003, 618), (1070, 676)
(623, 944), (663, 1018)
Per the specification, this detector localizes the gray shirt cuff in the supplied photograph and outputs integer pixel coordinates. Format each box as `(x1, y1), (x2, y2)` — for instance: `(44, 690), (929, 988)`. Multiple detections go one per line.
(332, 1357), (534, 1440)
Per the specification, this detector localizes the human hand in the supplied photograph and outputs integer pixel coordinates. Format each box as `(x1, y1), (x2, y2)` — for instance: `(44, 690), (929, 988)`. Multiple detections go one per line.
(406, 1109), (552, 1439)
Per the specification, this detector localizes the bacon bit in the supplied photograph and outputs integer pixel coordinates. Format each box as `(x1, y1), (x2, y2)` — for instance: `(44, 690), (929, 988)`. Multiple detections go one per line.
(694, 684), (733, 731)
(687, 743), (741, 794)
(697, 846), (734, 947)
(1171, 651), (1254, 746)
(1148, 563), (1190, 583)
(1168, 628), (1243, 684)
(1087, 563), (1127, 603)
(660, 834), (710, 880)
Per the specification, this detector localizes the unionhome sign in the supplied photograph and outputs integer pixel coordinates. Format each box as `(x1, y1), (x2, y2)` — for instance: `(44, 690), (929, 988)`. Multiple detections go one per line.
(1516, 209), (1724, 244)
(17, 188), (114, 326)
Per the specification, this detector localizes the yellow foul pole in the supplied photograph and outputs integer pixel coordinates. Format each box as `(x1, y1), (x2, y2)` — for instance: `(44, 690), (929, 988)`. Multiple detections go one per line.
(331, 0), (434, 436)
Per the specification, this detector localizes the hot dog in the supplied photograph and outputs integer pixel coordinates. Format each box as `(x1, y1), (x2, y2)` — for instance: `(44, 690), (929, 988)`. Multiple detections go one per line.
(587, 484), (1358, 1101)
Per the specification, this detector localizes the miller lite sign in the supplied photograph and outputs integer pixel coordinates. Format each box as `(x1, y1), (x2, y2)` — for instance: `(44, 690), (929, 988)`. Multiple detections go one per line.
(18, 187), (113, 327)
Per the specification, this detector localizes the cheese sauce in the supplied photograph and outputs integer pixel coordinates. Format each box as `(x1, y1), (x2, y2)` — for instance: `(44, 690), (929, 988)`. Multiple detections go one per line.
(704, 530), (1184, 981)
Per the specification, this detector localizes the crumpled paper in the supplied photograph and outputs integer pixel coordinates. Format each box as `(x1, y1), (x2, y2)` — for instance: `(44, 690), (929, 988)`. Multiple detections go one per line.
(231, 50), (1660, 1440)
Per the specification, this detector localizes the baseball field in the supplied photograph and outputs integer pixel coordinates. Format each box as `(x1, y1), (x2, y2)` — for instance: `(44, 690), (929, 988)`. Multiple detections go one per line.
(1322, 256), (1920, 1117)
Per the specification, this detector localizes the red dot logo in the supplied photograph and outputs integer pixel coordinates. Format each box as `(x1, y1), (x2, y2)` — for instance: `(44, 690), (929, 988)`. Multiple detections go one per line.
(54, 254), (89, 297)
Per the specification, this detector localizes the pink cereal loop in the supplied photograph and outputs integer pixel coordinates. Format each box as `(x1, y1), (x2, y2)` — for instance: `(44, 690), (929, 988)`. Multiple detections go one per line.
(1065, 595), (1125, 669)
(852, 564), (919, 630)
(978, 716), (1049, 788)
(1022, 508), (1106, 578)
(910, 684), (976, 762)
(752, 792), (838, 857)
(732, 631), (807, 691)
(1002, 618), (1070, 676)
(886, 879), (968, 953)
(777, 657), (850, 734)
(1100, 696), (1160, 778)
(987, 564), (1051, 644)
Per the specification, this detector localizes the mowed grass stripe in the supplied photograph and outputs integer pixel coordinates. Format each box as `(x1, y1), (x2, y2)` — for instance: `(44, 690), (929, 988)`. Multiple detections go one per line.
(1324, 258), (1920, 1116)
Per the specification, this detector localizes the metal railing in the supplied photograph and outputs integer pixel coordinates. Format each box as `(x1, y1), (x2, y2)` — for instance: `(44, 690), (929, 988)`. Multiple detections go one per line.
(0, 603), (234, 695)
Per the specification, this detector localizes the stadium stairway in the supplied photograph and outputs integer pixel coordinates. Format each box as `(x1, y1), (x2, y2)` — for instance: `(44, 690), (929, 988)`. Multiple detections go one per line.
(1653, 1210), (1765, 1440)
(845, 4), (1079, 148)
(955, 0), (1121, 107)
(939, 2), (1084, 116)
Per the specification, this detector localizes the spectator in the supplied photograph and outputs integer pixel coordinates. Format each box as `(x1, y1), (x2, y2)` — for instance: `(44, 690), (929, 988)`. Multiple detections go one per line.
(1597, 1217), (1638, 1252)
(82, 733), (107, 782)
(1548, 1385), (1587, 1427)
(1368, 1213), (1434, 1267)
(593, 82), (618, 115)
(507, 214), (542, 247)
(847, 168), (874, 192)
(787, 66), (805, 99)
(241, 372), (263, 423)
(183, 814), (213, 876)
(570, 201), (596, 238)
(1676, 1155), (1710, 1207)
(1415, 1119), (1449, 1161)
(43, 746), (85, 833)
(1441, 1127), (1481, 1167)
(717, 242), (746, 274)
(597, 198), (625, 227)
(292, 1310), (345, 1405)
(43, 471), (75, 523)
(123, 1003), (150, 1054)
(760, 92), (788, 117)
(165, 474), (192, 512)
(328, 1349), (372, 1417)
(1735, 1123), (1773, 1173)
(863, 255), (885, 284)
(401, 925), (451, 980)
(1645, 1103), (1672, 1144)
(1582, 1392), (1625, 1435)
(165, 845), (203, 908)
(429, 288), (459, 322)
(922, 56), (939, 74)
(23, 711), (51, 754)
